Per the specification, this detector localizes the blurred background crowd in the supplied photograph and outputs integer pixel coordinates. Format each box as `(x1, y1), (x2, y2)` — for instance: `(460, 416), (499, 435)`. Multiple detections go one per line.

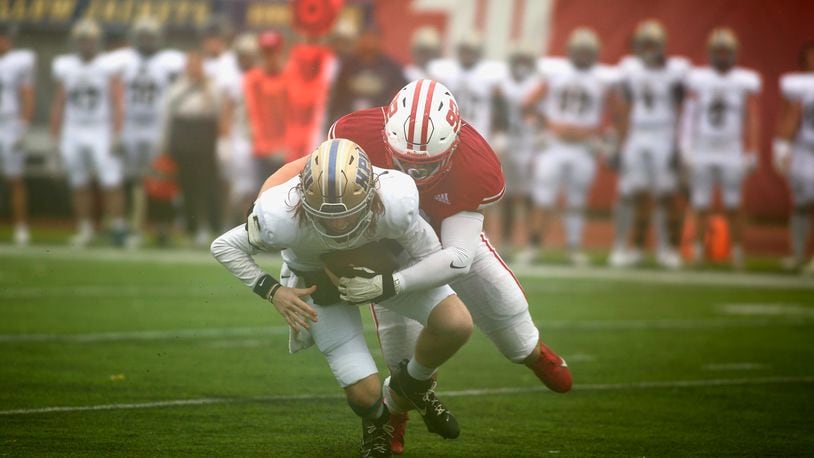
(0, 0), (813, 273)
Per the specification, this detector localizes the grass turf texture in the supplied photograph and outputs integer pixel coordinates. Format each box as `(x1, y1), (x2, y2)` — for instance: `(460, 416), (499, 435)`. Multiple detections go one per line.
(1, 249), (813, 456)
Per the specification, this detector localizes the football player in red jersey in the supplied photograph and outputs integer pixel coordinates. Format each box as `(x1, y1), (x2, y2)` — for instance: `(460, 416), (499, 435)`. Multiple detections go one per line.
(262, 80), (572, 454)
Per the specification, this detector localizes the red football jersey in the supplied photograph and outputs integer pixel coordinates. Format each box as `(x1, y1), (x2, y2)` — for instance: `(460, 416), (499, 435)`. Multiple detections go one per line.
(330, 107), (505, 232)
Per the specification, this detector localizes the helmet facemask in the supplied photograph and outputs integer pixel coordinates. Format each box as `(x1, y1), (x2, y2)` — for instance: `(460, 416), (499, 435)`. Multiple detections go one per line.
(385, 129), (458, 189)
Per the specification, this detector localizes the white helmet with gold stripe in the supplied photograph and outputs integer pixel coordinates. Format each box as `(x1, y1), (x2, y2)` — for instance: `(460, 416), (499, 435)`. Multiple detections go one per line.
(300, 139), (376, 247)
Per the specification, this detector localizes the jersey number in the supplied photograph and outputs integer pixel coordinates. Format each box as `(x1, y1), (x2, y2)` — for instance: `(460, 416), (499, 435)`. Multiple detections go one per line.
(68, 86), (101, 112)
(130, 78), (159, 106)
(707, 97), (727, 128)
(559, 86), (591, 116)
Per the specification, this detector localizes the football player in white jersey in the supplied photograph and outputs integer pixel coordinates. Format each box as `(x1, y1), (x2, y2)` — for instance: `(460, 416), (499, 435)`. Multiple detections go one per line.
(775, 42), (814, 273)
(50, 19), (126, 247)
(200, 17), (239, 86)
(114, 17), (185, 247)
(609, 20), (688, 269)
(211, 139), (472, 457)
(522, 28), (626, 266)
(428, 32), (506, 140)
(0, 24), (35, 245)
(680, 28), (761, 269)
(493, 42), (542, 254)
(403, 26), (441, 82)
(217, 33), (258, 226)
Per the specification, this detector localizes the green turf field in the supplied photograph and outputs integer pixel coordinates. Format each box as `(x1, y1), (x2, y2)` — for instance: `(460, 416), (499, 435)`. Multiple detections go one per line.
(1, 246), (813, 456)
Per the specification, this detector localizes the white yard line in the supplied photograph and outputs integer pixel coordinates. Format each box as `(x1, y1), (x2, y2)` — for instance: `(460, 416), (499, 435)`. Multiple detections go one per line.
(2, 245), (813, 289)
(1, 316), (811, 344)
(1, 375), (811, 416)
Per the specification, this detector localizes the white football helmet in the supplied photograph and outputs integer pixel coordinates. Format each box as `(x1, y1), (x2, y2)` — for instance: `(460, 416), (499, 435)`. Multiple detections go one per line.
(383, 79), (461, 188)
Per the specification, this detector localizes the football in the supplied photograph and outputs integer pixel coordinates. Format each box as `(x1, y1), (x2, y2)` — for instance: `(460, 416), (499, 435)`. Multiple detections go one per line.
(321, 239), (400, 278)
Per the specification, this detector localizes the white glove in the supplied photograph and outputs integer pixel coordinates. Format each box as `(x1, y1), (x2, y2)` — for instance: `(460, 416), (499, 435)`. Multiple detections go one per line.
(772, 138), (792, 175)
(337, 267), (400, 305)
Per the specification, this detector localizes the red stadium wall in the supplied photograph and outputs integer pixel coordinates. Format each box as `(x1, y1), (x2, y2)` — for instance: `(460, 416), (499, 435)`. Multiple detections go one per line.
(374, 0), (814, 220)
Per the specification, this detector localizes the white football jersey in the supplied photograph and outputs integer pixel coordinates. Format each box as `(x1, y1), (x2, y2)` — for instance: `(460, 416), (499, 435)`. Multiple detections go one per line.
(204, 51), (240, 86)
(113, 48), (185, 125)
(498, 71), (542, 152)
(780, 72), (814, 146)
(52, 54), (117, 127)
(252, 167), (441, 272)
(404, 64), (428, 83)
(618, 55), (690, 129)
(217, 68), (251, 139)
(428, 58), (507, 139)
(539, 58), (620, 129)
(685, 67), (761, 144)
(0, 50), (35, 120)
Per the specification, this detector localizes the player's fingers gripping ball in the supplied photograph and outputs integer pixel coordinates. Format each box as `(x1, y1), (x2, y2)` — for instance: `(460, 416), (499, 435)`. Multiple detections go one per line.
(321, 240), (400, 304)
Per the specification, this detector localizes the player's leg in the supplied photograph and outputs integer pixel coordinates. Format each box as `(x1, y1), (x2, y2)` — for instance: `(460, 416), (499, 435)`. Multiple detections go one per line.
(610, 136), (643, 266)
(651, 142), (682, 268)
(379, 286), (471, 439)
(785, 151), (814, 270)
(94, 132), (127, 246)
(721, 162), (746, 269)
(523, 149), (560, 264)
(689, 162), (714, 265)
(123, 134), (153, 248)
(452, 239), (572, 392)
(61, 132), (94, 246)
(1, 130), (29, 245)
(563, 147), (597, 265)
(228, 137), (256, 226)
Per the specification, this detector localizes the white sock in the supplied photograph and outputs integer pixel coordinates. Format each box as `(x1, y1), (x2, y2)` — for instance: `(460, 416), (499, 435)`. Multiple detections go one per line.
(564, 209), (584, 250)
(407, 357), (436, 381)
(790, 210), (811, 261)
(612, 199), (632, 249)
(382, 377), (406, 414)
(78, 219), (93, 235)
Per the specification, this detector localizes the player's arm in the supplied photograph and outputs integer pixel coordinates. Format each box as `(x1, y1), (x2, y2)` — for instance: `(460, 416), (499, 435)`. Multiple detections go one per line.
(210, 224), (318, 330)
(602, 83), (628, 165)
(258, 156), (308, 197)
(49, 82), (66, 139)
(109, 75), (124, 137)
(337, 211), (484, 304)
(743, 91), (760, 170)
(773, 97), (801, 174)
(522, 80), (548, 120)
(678, 90), (698, 168)
(219, 91), (234, 138)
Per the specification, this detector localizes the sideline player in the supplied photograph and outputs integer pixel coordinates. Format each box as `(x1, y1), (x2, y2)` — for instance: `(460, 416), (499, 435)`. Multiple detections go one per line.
(522, 28), (626, 266)
(0, 24), (35, 245)
(609, 20), (687, 269)
(113, 17), (185, 247)
(51, 19), (126, 247)
(261, 80), (573, 454)
(775, 42), (814, 273)
(403, 27), (441, 82)
(680, 28), (761, 269)
(494, 42), (541, 255)
(217, 33), (259, 227)
(211, 139), (473, 457)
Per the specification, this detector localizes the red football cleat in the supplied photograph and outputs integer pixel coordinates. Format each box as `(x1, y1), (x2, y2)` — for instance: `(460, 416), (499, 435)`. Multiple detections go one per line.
(388, 411), (409, 455)
(531, 341), (572, 393)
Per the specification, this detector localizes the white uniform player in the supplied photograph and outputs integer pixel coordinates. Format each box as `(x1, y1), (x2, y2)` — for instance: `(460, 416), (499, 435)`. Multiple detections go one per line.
(116, 48), (184, 177)
(403, 26), (441, 83)
(428, 33), (506, 140)
(53, 54), (121, 188)
(211, 139), (471, 456)
(51, 19), (127, 246)
(776, 63), (814, 271)
(217, 33), (257, 223)
(608, 20), (688, 269)
(0, 39), (35, 245)
(680, 28), (761, 267)
(523, 29), (621, 264)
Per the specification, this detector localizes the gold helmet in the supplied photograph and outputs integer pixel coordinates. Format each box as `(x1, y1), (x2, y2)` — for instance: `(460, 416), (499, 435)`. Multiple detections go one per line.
(300, 139), (376, 247)
(708, 27), (738, 52)
(634, 19), (666, 46)
(71, 18), (102, 41)
(568, 27), (600, 69)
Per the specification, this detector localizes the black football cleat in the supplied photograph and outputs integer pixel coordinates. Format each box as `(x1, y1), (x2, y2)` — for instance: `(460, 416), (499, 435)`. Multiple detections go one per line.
(389, 360), (460, 439)
(360, 409), (394, 458)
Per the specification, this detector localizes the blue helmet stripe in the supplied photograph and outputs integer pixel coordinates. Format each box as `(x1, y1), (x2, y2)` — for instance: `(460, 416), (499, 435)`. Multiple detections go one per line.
(326, 139), (340, 202)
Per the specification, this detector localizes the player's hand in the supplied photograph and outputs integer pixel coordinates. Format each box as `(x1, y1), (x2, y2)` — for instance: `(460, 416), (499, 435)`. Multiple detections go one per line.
(337, 267), (399, 305)
(743, 152), (758, 174)
(217, 137), (232, 165)
(270, 285), (318, 331)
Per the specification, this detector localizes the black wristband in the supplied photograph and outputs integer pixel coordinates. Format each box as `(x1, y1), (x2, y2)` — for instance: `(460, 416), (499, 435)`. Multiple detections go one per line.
(253, 274), (280, 299)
